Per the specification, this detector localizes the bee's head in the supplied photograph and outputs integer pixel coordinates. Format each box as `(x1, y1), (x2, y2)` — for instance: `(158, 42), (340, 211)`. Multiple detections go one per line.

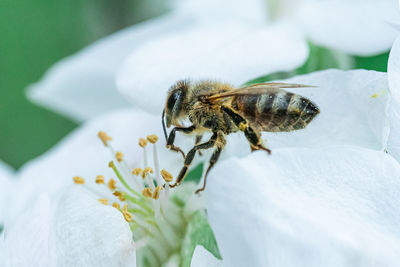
(164, 80), (189, 127)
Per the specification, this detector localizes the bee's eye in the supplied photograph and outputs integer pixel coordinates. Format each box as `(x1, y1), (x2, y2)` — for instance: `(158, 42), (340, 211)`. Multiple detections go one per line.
(167, 91), (181, 111)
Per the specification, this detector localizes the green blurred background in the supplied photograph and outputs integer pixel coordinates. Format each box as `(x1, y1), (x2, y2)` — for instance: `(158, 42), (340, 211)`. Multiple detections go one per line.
(0, 0), (390, 170)
(0, 0), (168, 169)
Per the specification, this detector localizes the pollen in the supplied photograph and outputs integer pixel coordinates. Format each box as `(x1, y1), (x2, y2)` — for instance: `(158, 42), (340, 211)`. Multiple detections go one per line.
(73, 176), (85, 184)
(112, 202), (120, 210)
(98, 131), (112, 146)
(160, 169), (173, 182)
(98, 198), (109, 205)
(146, 134), (159, 144)
(142, 188), (153, 198)
(115, 151), (123, 162)
(142, 167), (154, 179)
(123, 211), (133, 222)
(132, 168), (143, 176)
(113, 191), (126, 201)
(108, 161), (115, 168)
(95, 175), (105, 184)
(139, 138), (148, 148)
(239, 122), (248, 131)
(153, 186), (162, 200)
(108, 178), (117, 191)
(371, 93), (379, 98)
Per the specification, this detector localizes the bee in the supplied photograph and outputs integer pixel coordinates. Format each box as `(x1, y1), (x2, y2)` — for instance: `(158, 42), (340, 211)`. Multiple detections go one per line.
(162, 80), (319, 193)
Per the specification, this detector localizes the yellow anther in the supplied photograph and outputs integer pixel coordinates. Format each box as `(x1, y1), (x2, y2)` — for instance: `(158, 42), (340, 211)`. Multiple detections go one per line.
(132, 168), (143, 176)
(238, 122), (248, 131)
(95, 175), (105, 184)
(123, 211), (133, 222)
(98, 198), (108, 205)
(153, 186), (162, 200)
(98, 131), (112, 146)
(108, 178), (117, 191)
(112, 202), (120, 210)
(142, 188), (153, 198)
(139, 138), (147, 148)
(73, 176), (85, 184)
(113, 191), (126, 201)
(108, 161), (115, 168)
(371, 93), (378, 98)
(115, 151), (123, 162)
(122, 204), (129, 213)
(142, 167), (154, 179)
(160, 169), (173, 182)
(147, 134), (159, 144)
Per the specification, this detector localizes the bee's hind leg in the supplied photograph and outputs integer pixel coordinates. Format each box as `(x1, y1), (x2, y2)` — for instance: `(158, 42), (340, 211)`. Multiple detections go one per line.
(195, 146), (223, 194)
(221, 106), (271, 154)
(195, 135), (203, 156)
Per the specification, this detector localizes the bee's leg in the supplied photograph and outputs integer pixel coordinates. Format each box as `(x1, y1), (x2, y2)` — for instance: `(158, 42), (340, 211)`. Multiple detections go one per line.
(195, 146), (223, 194)
(221, 106), (271, 154)
(166, 125), (196, 158)
(170, 132), (218, 188)
(195, 135), (203, 156)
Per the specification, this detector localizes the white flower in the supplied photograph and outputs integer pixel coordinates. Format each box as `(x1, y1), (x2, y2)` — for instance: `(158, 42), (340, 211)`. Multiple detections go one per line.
(28, 0), (398, 121)
(0, 161), (14, 227)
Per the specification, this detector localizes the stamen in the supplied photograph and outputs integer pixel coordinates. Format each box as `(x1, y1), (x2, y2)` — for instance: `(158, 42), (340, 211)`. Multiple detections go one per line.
(113, 191), (126, 202)
(73, 176), (85, 184)
(160, 169), (173, 183)
(115, 151), (124, 162)
(153, 186), (162, 200)
(142, 188), (153, 198)
(132, 168), (143, 176)
(98, 198), (109, 205)
(95, 175), (105, 184)
(108, 178), (117, 191)
(139, 138), (148, 148)
(146, 134), (159, 144)
(121, 204), (133, 222)
(98, 131), (112, 146)
(112, 202), (120, 210)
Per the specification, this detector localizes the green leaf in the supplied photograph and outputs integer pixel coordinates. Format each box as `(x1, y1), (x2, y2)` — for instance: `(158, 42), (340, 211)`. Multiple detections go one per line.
(183, 163), (204, 184)
(180, 210), (222, 267)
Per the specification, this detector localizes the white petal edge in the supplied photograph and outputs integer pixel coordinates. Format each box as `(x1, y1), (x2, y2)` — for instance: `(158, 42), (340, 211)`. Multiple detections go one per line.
(117, 22), (308, 114)
(0, 160), (14, 225)
(191, 245), (223, 267)
(295, 0), (400, 55)
(26, 13), (195, 121)
(206, 146), (400, 267)
(51, 186), (135, 267)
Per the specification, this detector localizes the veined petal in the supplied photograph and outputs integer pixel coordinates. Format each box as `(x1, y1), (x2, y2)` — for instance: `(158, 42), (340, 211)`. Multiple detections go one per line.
(295, 0), (400, 55)
(26, 13), (193, 121)
(9, 109), (188, 224)
(117, 22), (308, 114)
(2, 195), (51, 267)
(191, 245), (223, 267)
(206, 147), (400, 267)
(387, 35), (400, 161)
(52, 186), (135, 267)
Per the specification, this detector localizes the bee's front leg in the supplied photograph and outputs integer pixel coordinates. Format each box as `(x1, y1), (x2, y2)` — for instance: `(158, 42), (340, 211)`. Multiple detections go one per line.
(166, 125), (196, 158)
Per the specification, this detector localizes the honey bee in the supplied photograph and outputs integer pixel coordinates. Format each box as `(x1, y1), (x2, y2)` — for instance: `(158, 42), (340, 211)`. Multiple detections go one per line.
(162, 80), (319, 193)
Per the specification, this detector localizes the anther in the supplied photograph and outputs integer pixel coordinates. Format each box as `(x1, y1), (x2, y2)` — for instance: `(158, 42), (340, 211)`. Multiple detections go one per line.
(115, 151), (123, 162)
(95, 175), (105, 184)
(123, 211), (133, 222)
(73, 176), (85, 184)
(142, 167), (154, 179)
(142, 188), (153, 198)
(146, 134), (159, 144)
(98, 198), (109, 205)
(112, 202), (120, 210)
(98, 131), (112, 146)
(160, 169), (173, 182)
(139, 138), (148, 148)
(108, 161), (115, 168)
(152, 186), (162, 200)
(108, 178), (117, 191)
(132, 168), (143, 176)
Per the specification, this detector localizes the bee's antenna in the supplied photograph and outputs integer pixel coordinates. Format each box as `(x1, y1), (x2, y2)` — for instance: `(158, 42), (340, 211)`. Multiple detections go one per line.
(162, 109), (168, 142)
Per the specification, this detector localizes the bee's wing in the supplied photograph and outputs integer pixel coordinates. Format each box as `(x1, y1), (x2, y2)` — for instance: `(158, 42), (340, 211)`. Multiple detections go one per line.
(204, 82), (316, 101)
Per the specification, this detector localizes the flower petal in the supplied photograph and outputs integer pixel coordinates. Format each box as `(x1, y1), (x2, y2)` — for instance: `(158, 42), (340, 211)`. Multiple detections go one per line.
(295, 0), (400, 55)
(0, 161), (14, 225)
(206, 147), (400, 267)
(222, 69), (390, 160)
(2, 195), (51, 267)
(52, 186), (135, 267)
(26, 13), (192, 121)
(9, 109), (191, 223)
(117, 23), (308, 114)
(387, 35), (400, 161)
(191, 245), (223, 267)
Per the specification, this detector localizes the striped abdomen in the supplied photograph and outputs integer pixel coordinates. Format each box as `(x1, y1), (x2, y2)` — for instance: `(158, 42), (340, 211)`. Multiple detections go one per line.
(231, 89), (319, 132)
